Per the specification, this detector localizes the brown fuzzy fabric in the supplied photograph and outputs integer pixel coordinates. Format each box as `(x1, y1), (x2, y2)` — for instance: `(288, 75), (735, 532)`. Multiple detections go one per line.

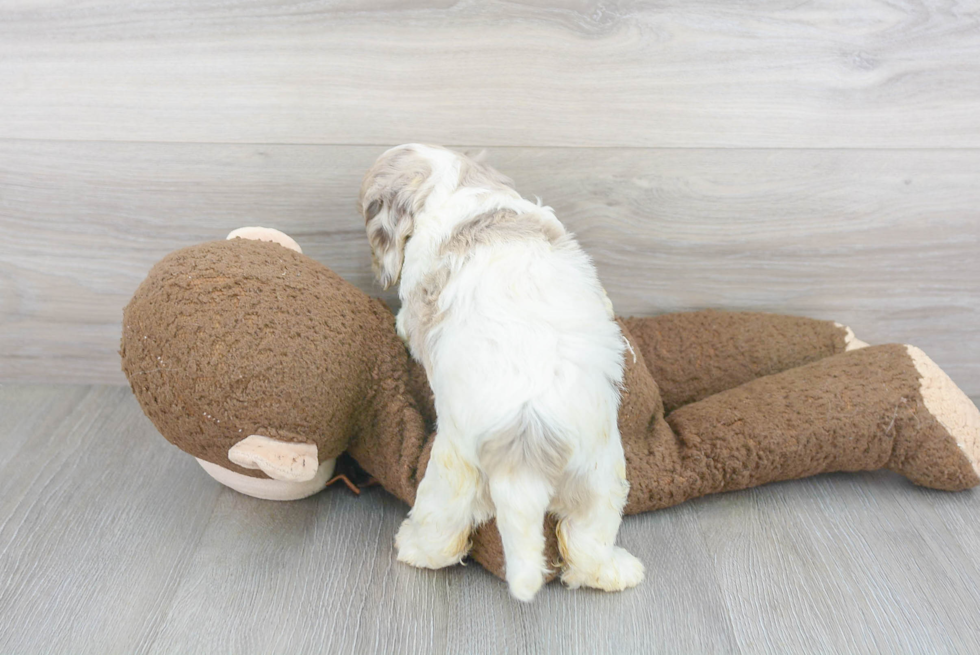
(122, 239), (980, 584)
(627, 342), (980, 513)
(121, 239), (426, 481)
(623, 311), (847, 414)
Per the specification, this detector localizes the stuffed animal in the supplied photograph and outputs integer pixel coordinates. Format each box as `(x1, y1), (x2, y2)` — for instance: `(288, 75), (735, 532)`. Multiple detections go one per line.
(120, 228), (980, 585)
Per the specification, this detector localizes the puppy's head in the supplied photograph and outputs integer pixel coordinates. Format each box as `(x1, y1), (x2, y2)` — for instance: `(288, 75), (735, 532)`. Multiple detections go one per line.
(360, 144), (516, 289)
(359, 144), (438, 289)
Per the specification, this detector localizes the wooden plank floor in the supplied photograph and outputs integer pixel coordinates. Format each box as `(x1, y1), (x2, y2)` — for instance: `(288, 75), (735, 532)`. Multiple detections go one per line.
(3, 383), (980, 654)
(3, 142), (979, 394)
(2, 1), (978, 147)
(2, 0), (979, 393)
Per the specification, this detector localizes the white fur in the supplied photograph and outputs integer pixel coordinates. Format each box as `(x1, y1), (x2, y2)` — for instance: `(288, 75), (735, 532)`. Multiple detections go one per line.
(362, 144), (644, 601)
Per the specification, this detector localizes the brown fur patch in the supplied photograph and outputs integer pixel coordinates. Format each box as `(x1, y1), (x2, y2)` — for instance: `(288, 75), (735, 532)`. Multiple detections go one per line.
(360, 147), (435, 287)
(439, 209), (566, 259)
(367, 223), (391, 251)
(403, 209), (567, 365)
(359, 148), (435, 220)
(457, 156), (516, 192)
(364, 199), (382, 224)
(400, 265), (452, 369)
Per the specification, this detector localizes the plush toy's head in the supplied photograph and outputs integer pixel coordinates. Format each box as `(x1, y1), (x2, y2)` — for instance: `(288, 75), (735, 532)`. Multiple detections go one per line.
(121, 237), (396, 497)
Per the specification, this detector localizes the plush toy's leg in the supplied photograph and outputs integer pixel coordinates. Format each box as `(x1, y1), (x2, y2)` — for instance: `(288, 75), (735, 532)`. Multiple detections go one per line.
(552, 437), (644, 593)
(834, 322), (870, 350)
(624, 344), (980, 513)
(890, 346), (980, 489)
(622, 311), (863, 414)
(394, 434), (490, 570)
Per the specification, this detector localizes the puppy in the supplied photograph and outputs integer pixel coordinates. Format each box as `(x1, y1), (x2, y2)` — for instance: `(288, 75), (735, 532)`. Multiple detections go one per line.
(360, 144), (643, 601)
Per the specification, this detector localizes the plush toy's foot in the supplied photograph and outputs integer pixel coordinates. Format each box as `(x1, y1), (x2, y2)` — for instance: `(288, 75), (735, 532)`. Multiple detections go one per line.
(834, 322), (870, 351)
(394, 518), (471, 570)
(560, 546), (645, 592)
(196, 458), (335, 501)
(894, 345), (980, 489)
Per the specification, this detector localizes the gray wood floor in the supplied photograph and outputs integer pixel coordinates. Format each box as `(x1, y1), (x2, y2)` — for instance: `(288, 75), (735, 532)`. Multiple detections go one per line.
(3, 383), (980, 654)
(2, 0), (979, 396)
(2, 1), (978, 148)
(2, 1), (979, 651)
(3, 143), (980, 393)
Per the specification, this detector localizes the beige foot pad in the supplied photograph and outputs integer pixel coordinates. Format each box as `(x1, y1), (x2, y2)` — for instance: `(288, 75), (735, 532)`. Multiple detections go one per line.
(835, 322), (870, 351)
(227, 227), (303, 254)
(907, 345), (980, 479)
(197, 457), (336, 501)
(229, 434), (319, 482)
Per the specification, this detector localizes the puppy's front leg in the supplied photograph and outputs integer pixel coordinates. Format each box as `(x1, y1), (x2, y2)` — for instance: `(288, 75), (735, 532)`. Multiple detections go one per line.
(395, 306), (410, 347)
(396, 434), (485, 569)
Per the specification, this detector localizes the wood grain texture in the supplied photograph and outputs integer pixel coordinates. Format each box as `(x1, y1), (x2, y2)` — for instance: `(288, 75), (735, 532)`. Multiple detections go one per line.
(2, 141), (978, 394)
(3, 384), (980, 653)
(697, 474), (980, 653)
(1, 1), (979, 147)
(0, 385), (223, 654)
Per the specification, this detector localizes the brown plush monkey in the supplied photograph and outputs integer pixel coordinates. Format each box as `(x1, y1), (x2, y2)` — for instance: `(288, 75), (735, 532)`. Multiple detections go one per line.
(121, 229), (980, 582)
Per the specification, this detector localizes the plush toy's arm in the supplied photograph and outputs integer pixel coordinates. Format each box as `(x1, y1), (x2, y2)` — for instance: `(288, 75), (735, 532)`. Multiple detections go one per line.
(623, 311), (865, 414)
(625, 344), (980, 514)
(344, 299), (436, 508)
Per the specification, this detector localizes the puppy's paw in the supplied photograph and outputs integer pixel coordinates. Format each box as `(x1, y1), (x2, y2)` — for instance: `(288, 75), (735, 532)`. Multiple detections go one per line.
(506, 562), (546, 602)
(394, 518), (469, 570)
(562, 547), (645, 592)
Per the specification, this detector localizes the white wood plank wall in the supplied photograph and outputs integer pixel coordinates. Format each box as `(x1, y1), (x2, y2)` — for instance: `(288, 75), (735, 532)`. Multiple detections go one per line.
(1, 1), (978, 393)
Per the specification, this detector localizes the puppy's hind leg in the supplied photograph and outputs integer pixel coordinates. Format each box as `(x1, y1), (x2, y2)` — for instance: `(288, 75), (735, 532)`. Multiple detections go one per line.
(487, 470), (553, 602)
(554, 435), (644, 593)
(396, 434), (487, 570)
(480, 417), (565, 602)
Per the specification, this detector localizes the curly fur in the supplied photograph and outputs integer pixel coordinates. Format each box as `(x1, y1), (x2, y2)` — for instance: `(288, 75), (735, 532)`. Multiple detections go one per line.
(359, 144), (644, 601)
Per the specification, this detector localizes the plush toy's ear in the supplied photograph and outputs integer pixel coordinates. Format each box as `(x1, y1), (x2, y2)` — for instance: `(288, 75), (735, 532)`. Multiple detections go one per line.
(226, 226), (303, 254)
(365, 197), (414, 290)
(228, 434), (318, 482)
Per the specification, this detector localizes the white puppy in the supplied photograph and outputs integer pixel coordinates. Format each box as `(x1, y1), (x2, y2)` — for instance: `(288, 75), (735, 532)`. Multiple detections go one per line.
(360, 144), (644, 601)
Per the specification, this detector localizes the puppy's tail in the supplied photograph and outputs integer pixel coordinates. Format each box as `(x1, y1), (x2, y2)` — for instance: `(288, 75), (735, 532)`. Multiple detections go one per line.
(478, 409), (570, 484)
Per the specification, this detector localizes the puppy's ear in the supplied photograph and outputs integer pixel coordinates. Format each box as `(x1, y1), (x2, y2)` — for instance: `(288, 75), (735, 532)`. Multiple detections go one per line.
(361, 146), (433, 289)
(366, 197), (414, 290)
